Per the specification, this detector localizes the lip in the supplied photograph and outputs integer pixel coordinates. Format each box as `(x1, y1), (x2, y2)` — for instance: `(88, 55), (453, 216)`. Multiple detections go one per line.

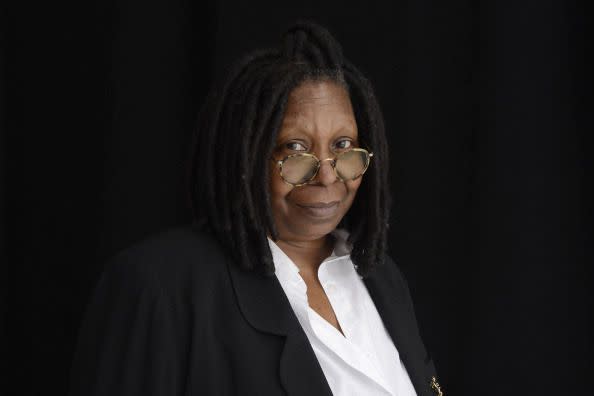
(295, 201), (340, 218)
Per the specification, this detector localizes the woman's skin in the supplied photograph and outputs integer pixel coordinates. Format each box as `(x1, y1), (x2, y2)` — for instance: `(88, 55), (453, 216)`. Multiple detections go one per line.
(268, 80), (363, 336)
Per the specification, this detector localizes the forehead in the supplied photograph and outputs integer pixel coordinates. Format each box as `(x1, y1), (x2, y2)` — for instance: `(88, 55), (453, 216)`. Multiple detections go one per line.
(288, 79), (349, 105)
(278, 80), (357, 138)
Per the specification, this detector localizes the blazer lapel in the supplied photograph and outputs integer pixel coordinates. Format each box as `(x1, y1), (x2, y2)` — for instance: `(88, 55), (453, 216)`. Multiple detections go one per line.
(226, 260), (333, 396)
(363, 261), (434, 396)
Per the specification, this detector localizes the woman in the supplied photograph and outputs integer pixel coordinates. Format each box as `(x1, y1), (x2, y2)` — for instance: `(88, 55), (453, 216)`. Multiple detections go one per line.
(69, 21), (441, 396)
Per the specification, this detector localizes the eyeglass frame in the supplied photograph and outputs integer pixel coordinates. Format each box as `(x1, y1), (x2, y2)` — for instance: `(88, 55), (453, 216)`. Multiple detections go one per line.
(271, 147), (374, 187)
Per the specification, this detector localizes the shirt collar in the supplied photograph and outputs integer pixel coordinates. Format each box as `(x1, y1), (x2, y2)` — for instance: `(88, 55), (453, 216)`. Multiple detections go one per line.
(266, 228), (353, 280)
(267, 228), (355, 320)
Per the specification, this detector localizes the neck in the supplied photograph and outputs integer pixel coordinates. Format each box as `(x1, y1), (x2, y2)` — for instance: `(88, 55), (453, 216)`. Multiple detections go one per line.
(270, 233), (335, 275)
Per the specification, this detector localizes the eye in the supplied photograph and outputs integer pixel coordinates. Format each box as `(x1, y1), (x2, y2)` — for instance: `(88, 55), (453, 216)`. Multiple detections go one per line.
(285, 141), (308, 151)
(334, 139), (354, 150)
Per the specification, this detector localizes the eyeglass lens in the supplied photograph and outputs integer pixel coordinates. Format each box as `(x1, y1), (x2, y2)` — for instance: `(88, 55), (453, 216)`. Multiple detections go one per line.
(282, 156), (318, 185)
(282, 150), (369, 185)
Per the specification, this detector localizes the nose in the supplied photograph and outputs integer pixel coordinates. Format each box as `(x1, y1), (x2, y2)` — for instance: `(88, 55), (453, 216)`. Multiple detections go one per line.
(314, 157), (338, 186)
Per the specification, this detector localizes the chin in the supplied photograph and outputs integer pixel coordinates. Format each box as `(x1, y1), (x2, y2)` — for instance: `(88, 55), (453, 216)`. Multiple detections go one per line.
(295, 219), (342, 238)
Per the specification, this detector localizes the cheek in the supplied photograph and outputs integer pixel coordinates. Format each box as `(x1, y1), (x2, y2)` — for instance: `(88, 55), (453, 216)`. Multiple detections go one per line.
(345, 177), (363, 197)
(269, 163), (292, 204)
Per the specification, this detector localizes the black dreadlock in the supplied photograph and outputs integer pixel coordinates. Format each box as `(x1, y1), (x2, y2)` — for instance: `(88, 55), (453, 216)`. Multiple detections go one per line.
(187, 21), (392, 278)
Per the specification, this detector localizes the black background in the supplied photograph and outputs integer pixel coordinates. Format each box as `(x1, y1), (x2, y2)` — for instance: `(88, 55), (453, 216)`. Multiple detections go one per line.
(2, 0), (592, 395)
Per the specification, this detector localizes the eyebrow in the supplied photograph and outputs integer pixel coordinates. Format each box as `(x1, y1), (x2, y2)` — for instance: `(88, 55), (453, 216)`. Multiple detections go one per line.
(277, 125), (359, 137)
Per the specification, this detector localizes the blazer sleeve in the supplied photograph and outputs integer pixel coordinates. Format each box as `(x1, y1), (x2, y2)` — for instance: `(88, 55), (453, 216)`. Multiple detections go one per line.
(68, 251), (184, 396)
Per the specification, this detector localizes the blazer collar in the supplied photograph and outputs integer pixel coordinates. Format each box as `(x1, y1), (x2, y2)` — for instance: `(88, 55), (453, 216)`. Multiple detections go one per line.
(363, 260), (435, 396)
(226, 259), (333, 395)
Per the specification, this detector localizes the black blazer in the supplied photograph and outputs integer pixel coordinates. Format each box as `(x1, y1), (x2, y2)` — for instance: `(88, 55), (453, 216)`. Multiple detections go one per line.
(69, 224), (439, 396)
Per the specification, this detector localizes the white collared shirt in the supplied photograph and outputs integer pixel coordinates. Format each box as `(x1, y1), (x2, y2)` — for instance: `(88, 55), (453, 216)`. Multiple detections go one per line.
(267, 229), (417, 396)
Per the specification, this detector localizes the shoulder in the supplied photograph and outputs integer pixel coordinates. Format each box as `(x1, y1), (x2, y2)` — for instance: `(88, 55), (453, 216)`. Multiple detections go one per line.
(100, 224), (231, 299)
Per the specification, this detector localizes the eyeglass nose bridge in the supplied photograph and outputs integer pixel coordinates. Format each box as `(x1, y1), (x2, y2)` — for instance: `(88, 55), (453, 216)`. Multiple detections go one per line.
(275, 155), (341, 186)
(318, 157), (337, 167)
(308, 156), (342, 184)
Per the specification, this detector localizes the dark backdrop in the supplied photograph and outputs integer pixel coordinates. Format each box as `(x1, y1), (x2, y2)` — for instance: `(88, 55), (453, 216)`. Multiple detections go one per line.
(2, 0), (592, 395)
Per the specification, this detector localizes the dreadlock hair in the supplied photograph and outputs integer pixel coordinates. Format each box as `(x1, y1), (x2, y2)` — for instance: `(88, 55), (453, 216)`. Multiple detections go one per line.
(187, 20), (392, 278)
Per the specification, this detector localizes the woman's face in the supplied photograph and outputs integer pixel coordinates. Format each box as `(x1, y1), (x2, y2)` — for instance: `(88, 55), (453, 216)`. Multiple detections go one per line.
(269, 80), (363, 242)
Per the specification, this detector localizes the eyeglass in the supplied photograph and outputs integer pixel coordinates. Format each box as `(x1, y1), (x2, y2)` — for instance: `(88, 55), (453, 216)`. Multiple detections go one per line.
(272, 148), (374, 187)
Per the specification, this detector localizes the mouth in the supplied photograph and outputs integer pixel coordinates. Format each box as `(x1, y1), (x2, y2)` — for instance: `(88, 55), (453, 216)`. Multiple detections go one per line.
(295, 201), (340, 218)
